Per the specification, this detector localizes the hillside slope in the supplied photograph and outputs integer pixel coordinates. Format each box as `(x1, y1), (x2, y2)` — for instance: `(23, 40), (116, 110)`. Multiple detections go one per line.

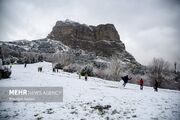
(0, 62), (179, 120)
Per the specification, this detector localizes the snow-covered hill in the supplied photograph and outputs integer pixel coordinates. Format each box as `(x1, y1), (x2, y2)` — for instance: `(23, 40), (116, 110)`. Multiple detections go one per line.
(0, 62), (179, 120)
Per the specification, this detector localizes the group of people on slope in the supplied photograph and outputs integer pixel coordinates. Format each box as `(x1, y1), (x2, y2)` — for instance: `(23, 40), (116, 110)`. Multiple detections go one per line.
(121, 75), (159, 92)
(24, 63), (43, 72)
(24, 62), (159, 91)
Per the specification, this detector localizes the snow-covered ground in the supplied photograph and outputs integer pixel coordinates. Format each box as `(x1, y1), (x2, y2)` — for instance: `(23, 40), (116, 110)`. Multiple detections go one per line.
(0, 62), (179, 120)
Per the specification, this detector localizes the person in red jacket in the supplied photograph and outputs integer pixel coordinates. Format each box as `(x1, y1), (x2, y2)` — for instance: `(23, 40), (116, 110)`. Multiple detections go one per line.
(139, 78), (144, 90)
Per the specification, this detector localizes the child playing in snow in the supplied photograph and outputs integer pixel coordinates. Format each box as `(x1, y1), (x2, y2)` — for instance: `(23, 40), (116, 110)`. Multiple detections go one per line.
(139, 78), (144, 90)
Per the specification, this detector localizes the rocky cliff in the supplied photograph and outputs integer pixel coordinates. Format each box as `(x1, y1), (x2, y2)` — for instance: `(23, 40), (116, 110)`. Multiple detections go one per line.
(47, 19), (135, 62)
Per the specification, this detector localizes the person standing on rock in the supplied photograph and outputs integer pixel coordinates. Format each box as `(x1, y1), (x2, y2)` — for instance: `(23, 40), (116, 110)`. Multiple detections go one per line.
(121, 75), (132, 87)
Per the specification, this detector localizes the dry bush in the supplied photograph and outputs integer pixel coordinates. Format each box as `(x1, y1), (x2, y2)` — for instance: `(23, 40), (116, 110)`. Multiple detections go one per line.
(93, 56), (125, 81)
(52, 52), (74, 67)
(21, 52), (39, 63)
(80, 64), (94, 76)
(148, 58), (170, 88)
(63, 63), (82, 73)
(107, 56), (123, 81)
(93, 68), (109, 80)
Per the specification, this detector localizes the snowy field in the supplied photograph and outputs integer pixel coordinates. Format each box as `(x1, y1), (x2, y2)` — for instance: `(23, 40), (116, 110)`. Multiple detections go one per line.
(0, 62), (180, 120)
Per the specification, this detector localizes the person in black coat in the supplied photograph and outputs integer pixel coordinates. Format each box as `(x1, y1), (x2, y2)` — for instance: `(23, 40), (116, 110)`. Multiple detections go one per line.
(121, 75), (132, 87)
(85, 73), (88, 81)
(154, 80), (158, 92)
(24, 63), (27, 68)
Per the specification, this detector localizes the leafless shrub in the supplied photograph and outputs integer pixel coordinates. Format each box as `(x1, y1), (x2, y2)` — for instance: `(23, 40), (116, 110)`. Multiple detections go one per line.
(21, 52), (39, 63)
(80, 64), (94, 76)
(52, 52), (74, 67)
(108, 56), (123, 81)
(93, 68), (109, 79)
(63, 63), (82, 73)
(148, 58), (170, 88)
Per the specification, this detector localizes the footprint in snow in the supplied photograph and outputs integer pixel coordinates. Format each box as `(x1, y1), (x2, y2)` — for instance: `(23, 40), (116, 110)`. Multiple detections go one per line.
(34, 114), (39, 117)
(42, 108), (54, 114)
(36, 117), (43, 120)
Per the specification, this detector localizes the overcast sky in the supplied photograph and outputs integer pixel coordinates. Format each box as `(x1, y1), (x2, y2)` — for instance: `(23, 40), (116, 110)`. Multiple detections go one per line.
(0, 0), (180, 67)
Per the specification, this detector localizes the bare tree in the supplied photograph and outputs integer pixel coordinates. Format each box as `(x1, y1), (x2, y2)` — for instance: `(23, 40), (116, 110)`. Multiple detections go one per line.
(108, 55), (123, 81)
(52, 52), (74, 67)
(148, 58), (170, 87)
(22, 52), (39, 63)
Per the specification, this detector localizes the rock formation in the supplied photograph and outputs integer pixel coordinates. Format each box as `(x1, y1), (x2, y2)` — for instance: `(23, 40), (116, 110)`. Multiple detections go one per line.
(47, 19), (135, 62)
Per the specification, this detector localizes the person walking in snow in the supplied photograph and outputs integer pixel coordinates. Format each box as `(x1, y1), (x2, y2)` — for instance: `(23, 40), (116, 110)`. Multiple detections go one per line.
(79, 72), (81, 79)
(9, 63), (12, 69)
(85, 73), (88, 81)
(139, 78), (144, 90)
(24, 63), (27, 68)
(154, 80), (158, 92)
(121, 75), (132, 87)
(38, 66), (42, 72)
(53, 67), (56, 72)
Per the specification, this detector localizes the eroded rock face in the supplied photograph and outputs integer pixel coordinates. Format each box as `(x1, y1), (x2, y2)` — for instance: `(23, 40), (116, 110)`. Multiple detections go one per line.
(47, 20), (128, 58)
